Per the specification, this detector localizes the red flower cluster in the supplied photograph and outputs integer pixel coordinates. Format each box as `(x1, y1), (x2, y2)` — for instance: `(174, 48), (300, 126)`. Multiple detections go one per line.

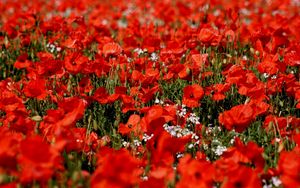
(0, 0), (299, 187)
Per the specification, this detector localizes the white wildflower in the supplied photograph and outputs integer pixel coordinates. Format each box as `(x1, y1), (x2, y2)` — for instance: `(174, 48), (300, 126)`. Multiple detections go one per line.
(271, 177), (282, 187)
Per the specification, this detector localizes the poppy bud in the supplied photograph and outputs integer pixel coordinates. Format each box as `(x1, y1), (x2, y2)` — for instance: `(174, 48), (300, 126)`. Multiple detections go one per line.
(116, 64), (120, 71)
(186, 67), (191, 75)
(31, 115), (42, 122)
(93, 120), (98, 130)
(255, 50), (260, 56)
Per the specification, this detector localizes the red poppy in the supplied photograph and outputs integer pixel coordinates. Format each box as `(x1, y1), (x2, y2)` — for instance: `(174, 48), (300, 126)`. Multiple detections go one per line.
(218, 104), (255, 132)
(198, 28), (216, 43)
(178, 65), (193, 81)
(91, 148), (142, 188)
(177, 155), (215, 188)
(23, 78), (48, 100)
(191, 53), (208, 71)
(182, 84), (204, 108)
(64, 52), (89, 74)
(56, 97), (87, 127)
(36, 59), (64, 78)
(0, 127), (22, 173)
(198, 28), (221, 46)
(139, 169), (171, 188)
(237, 72), (267, 101)
(278, 149), (300, 187)
(0, 90), (25, 112)
(221, 137), (265, 173)
(102, 42), (122, 57)
(14, 53), (32, 69)
(79, 77), (93, 94)
(248, 100), (269, 117)
(119, 114), (146, 137)
(3, 110), (35, 134)
(18, 136), (62, 184)
(60, 127), (99, 153)
(285, 48), (300, 67)
(207, 83), (231, 101)
(93, 87), (110, 104)
(149, 132), (191, 166)
(224, 65), (248, 85)
(257, 54), (286, 76)
(139, 85), (160, 103)
(221, 165), (261, 188)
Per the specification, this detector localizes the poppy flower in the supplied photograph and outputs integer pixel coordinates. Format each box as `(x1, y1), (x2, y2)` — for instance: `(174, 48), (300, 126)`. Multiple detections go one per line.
(198, 28), (221, 46)
(3, 110), (35, 134)
(93, 87), (110, 104)
(257, 54), (286, 76)
(0, 127), (22, 173)
(0, 90), (25, 112)
(139, 171), (170, 188)
(285, 49), (300, 67)
(139, 85), (160, 103)
(23, 78), (48, 100)
(91, 148), (142, 188)
(177, 154), (215, 188)
(148, 132), (191, 166)
(237, 72), (267, 101)
(224, 65), (248, 85)
(207, 83), (231, 101)
(218, 104), (255, 132)
(102, 42), (122, 57)
(64, 52), (89, 74)
(221, 137), (265, 173)
(182, 84), (204, 108)
(278, 149), (300, 187)
(56, 97), (87, 127)
(119, 114), (146, 137)
(14, 53), (32, 69)
(221, 165), (261, 188)
(18, 136), (62, 184)
(191, 53), (208, 71)
(140, 105), (175, 137)
(36, 59), (64, 78)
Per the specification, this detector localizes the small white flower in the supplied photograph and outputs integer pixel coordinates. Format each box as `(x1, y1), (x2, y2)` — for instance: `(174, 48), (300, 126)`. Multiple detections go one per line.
(214, 145), (227, 156)
(230, 138), (235, 145)
(133, 139), (141, 147)
(154, 98), (164, 104)
(187, 113), (200, 124)
(203, 144), (208, 150)
(127, 57), (133, 62)
(271, 75), (277, 79)
(263, 73), (269, 78)
(188, 143), (194, 149)
(134, 48), (144, 55)
(143, 133), (154, 142)
(117, 19), (128, 28)
(176, 153), (184, 158)
(192, 134), (199, 140)
(141, 176), (148, 181)
(242, 55), (248, 60)
(271, 177), (282, 187)
(122, 141), (130, 147)
(150, 52), (159, 61)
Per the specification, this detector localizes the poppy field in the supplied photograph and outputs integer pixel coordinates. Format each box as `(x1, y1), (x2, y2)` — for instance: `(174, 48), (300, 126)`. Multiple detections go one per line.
(1, 0), (300, 187)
